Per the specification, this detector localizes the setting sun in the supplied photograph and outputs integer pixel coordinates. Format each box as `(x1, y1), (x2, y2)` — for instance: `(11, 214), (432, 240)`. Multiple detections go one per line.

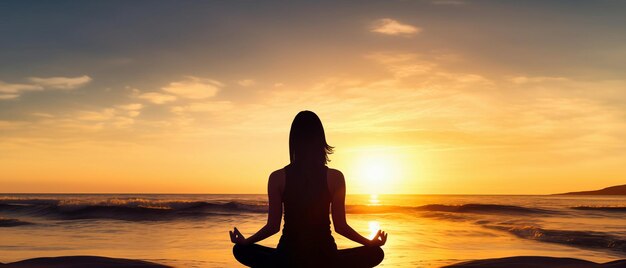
(352, 149), (403, 194)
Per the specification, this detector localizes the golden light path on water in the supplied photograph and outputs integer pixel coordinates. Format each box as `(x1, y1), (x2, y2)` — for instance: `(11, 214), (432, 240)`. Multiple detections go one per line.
(368, 194), (382, 239)
(368, 221), (381, 239)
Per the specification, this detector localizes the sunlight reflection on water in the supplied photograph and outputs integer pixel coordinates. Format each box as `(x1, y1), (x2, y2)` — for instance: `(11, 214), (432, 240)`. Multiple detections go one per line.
(368, 221), (381, 239)
(369, 194), (381, 206)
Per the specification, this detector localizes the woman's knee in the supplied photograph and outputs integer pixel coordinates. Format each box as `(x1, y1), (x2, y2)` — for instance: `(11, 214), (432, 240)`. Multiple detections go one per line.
(369, 246), (384, 266)
(233, 243), (242, 254)
(232, 244), (249, 263)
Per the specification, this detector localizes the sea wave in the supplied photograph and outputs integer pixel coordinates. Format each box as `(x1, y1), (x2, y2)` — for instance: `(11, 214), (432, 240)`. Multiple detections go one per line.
(347, 203), (553, 215)
(414, 204), (553, 214)
(0, 217), (33, 227)
(486, 225), (626, 254)
(0, 198), (555, 221)
(0, 199), (266, 221)
(572, 206), (626, 213)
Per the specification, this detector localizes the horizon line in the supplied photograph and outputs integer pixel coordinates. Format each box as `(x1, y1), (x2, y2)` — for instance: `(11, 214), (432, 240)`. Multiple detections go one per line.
(0, 192), (561, 196)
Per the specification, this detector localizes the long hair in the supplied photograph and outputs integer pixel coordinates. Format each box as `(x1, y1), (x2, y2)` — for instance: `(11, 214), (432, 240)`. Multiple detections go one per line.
(289, 111), (334, 166)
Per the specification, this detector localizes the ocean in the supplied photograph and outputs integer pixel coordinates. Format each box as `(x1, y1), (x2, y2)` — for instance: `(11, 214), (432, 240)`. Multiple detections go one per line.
(1, 194), (625, 267)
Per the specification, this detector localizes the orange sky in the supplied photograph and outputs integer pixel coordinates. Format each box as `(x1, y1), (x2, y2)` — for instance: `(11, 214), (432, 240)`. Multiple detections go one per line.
(1, 1), (625, 194)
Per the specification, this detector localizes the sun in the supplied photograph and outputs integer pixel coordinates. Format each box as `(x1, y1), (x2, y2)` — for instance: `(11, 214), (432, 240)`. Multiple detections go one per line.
(353, 150), (402, 194)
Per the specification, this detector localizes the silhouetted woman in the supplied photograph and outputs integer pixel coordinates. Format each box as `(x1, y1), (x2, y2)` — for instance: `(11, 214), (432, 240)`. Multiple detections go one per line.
(230, 111), (387, 267)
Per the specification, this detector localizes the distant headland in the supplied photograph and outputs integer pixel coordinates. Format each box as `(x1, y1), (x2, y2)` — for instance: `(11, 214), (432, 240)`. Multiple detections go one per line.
(555, 184), (626, 195)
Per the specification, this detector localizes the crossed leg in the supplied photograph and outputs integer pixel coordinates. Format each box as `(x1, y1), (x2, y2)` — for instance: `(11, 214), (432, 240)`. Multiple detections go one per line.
(233, 244), (384, 267)
(336, 246), (385, 267)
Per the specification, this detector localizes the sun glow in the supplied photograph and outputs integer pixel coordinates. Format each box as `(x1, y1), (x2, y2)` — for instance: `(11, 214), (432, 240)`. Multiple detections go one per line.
(352, 149), (403, 194)
(368, 221), (381, 239)
(369, 194), (380, 206)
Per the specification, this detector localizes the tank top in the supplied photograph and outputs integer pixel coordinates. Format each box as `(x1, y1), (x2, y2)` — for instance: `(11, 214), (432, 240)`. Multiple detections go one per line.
(277, 163), (338, 265)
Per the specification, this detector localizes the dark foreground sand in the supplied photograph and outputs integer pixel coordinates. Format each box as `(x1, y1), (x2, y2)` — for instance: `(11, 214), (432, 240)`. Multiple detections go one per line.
(1, 255), (625, 268)
(0, 256), (171, 268)
(444, 256), (626, 268)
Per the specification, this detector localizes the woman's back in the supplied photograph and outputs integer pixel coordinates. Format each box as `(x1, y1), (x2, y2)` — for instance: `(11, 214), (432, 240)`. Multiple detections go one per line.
(278, 163), (337, 265)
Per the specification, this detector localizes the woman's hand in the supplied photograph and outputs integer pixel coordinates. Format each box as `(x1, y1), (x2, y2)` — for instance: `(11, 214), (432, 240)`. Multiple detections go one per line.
(229, 227), (249, 245)
(368, 230), (388, 247)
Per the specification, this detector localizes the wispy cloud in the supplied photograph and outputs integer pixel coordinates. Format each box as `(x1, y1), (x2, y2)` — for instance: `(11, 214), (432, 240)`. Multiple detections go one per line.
(0, 81), (42, 93)
(510, 76), (568, 84)
(77, 108), (117, 121)
(0, 75), (91, 100)
(371, 18), (421, 36)
(116, 103), (144, 117)
(137, 92), (177, 104)
(0, 93), (20, 100)
(0, 81), (42, 99)
(75, 105), (141, 128)
(431, 0), (466, 6)
(170, 101), (233, 114)
(116, 103), (144, 111)
(162, 76), (222, 99)
(28, 75), (92, 89)
(237, 79), (256, 87)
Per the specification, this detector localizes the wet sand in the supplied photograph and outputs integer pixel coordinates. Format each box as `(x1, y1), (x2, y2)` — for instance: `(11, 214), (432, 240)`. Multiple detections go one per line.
(0, 256), (171, 268)
(2, 255), (626, 268)
(444, 256), (626, 268)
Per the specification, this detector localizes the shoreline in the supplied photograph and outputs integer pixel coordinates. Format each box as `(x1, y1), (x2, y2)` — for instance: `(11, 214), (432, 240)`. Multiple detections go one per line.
(0, 256), (171, 268)
(2, 255), (625, 268)
(443, 256), (626, 268)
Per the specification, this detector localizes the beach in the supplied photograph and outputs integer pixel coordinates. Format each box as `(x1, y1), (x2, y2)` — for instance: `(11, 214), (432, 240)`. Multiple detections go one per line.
(1, 194), (625, 267)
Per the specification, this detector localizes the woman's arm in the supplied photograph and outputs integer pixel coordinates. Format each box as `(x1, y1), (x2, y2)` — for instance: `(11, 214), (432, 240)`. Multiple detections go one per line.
(330, 169), (388, 247)
(229, 170), (284, 245)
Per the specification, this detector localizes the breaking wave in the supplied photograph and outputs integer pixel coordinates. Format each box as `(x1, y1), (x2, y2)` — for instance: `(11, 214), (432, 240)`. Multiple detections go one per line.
(0, 197), (555, 221)
(0, 198), (267, 221)
(414, 204), (554, 214)
(486, 225), (626, 254)
(0, 217), (33, 227)
(572, 206), (626, 213)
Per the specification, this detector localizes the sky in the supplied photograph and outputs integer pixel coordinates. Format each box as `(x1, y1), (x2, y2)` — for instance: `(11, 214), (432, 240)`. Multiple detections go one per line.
(1, 0), (625, 194)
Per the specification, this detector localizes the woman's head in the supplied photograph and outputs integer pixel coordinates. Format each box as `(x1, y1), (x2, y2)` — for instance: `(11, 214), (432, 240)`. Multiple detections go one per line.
(289, 111), (334, 165)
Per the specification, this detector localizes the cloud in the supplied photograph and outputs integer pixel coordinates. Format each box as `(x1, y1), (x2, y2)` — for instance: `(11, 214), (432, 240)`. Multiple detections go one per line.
(237, 79), (256, 87)
(77, 108), (117, 121)
(0, 81), (43, 99)
(371, 18), (421, 36)
(31, 112), (55, 118)
(116, 103), (143, 117)
(510, 76), (568, 84)
(28, 75), (92, 89)
(0, 75), (91, 100)
(0, 120), (28, 130)
(116, 103), (144, 111)
(365, 52), (491, 84)
(162, 76), (222, 99)
(170, 101), (233, 114)
(431, 0), (466, 5)
(75, 105), (139, 128)
(0, 94), (20, 100)
(137, 92), (177, 104)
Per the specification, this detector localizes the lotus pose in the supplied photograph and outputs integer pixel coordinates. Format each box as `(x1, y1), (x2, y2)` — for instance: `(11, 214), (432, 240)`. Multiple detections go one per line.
(230, 111), (387, 267)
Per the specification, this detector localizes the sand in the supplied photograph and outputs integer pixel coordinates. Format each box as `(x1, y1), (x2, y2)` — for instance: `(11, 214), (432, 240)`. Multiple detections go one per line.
(0, 256), (171, 268)
(443, 256), (626, 268)
(2, 255), (625, 267)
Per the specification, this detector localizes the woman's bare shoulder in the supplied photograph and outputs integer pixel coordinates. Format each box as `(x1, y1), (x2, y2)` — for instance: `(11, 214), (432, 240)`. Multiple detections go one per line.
(269, 168), (286, 178)
(327, 168), (345, 187)
(268, 168), (286, 186)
